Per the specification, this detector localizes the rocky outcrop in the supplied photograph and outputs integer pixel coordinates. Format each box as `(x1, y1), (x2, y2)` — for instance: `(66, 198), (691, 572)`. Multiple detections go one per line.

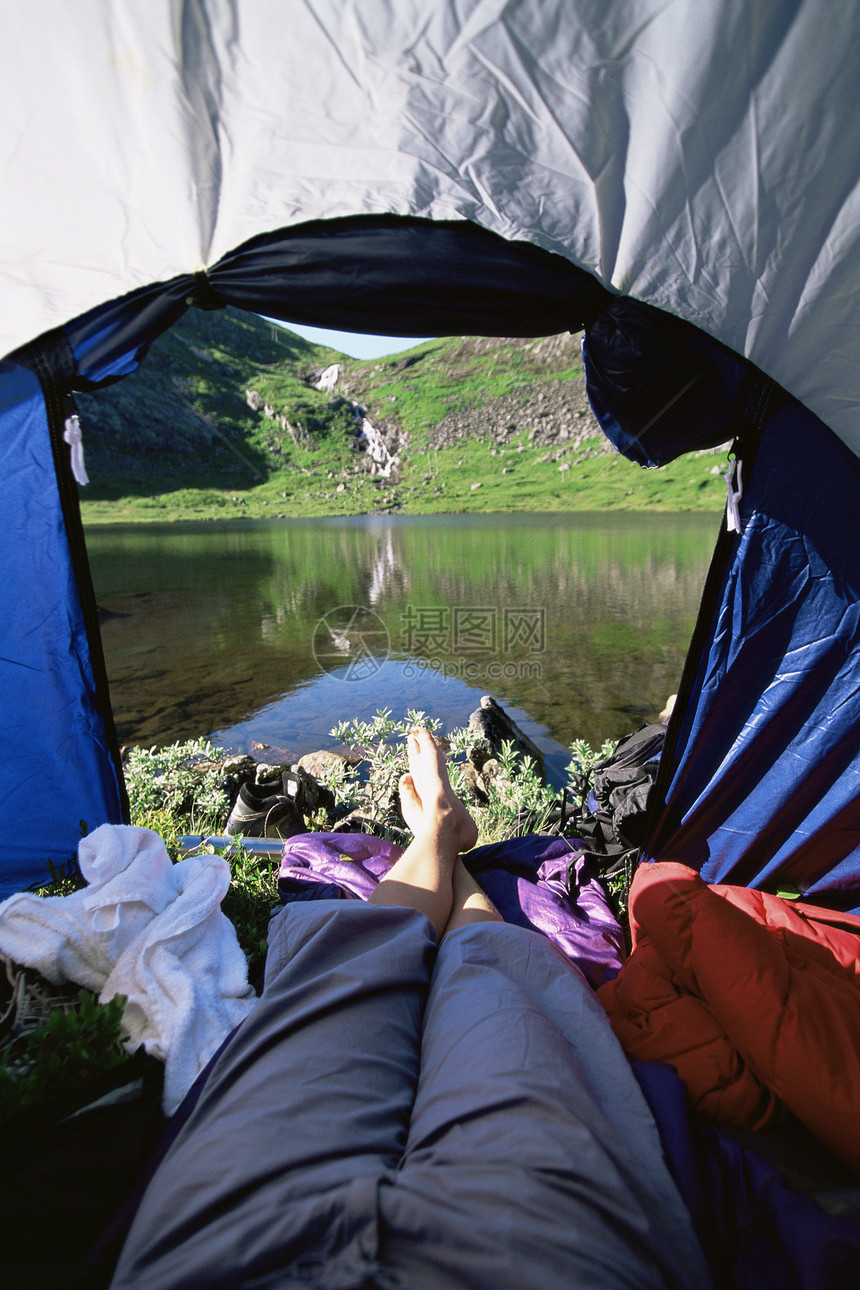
(429, 378), (601, 452)
(354, 413), (405, 477)
(313, 364), (340, 395)
(466, 695), (545, 781)
(78, 313), (608, 496)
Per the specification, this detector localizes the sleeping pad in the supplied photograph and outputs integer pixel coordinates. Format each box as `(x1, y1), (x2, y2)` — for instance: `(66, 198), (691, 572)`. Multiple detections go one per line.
(109, 898), (712, 1289)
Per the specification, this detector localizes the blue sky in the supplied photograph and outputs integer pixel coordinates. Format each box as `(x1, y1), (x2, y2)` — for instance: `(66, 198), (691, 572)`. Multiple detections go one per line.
(269, 319), (434, 359)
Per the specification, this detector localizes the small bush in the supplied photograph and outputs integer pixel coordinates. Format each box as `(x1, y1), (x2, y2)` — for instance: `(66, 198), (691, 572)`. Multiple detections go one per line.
(330, 710), (561, 846)
(124, 738), (228, 841)
(218, 841), (281, 985)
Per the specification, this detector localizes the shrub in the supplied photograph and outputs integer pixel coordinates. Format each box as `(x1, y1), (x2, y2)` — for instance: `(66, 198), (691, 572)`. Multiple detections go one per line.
(124, 737), (228, 842)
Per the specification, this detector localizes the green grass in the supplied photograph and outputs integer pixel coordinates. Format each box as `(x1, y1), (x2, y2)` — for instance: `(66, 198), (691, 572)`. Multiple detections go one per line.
(80, 436), (727, 524)
(348, 336), (566, 434)
(395, 433), (725, 514)
(0, 990), (131, 1131)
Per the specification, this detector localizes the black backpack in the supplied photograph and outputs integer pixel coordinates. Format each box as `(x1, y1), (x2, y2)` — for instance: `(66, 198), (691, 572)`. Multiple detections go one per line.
(569, 723), (666, 880)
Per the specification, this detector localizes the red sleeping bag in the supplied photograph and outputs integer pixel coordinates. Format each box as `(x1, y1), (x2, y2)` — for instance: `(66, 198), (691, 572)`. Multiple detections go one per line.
(597, 862), (860, 1172)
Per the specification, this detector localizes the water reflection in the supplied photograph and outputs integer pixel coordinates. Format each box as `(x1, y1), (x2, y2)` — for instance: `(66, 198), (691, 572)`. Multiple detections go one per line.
(87, 512), (719, 766)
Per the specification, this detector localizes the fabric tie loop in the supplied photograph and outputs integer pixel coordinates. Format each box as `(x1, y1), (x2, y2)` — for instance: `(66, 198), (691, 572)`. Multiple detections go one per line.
(63, 413), (89, 485)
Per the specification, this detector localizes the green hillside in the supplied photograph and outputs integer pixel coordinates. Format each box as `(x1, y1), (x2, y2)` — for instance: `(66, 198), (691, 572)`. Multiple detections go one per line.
(76, 308), (729, 523)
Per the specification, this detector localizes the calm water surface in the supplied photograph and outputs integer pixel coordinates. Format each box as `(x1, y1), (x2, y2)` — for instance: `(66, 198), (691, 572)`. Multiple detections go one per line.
(87, 512), (719, 781)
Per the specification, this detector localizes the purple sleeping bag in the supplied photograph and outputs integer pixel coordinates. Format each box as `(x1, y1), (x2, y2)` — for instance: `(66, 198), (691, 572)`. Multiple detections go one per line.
(277, 831), (625, 986)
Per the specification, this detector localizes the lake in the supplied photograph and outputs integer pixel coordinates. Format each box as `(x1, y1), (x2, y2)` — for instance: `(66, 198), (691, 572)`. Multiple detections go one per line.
(86, 512), (720, 783)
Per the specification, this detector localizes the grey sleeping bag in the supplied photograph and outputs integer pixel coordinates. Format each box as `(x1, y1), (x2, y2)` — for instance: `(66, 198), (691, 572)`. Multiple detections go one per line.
(110, 901), (712, 1289)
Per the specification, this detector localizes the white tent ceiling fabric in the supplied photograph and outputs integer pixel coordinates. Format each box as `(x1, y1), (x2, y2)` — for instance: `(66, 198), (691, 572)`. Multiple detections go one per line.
(3, 0), (859, 451)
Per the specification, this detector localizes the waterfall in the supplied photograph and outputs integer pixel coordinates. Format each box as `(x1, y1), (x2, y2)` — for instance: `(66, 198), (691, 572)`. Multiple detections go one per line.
(313, 364), (402, 477)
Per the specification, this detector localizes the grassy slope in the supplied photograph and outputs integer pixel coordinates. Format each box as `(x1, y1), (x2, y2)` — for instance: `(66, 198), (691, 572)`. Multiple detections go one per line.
(77, 311), (728, 524)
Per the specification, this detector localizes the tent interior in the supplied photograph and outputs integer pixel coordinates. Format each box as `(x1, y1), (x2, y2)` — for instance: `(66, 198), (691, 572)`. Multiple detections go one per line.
(7, 211), (860, 910)
(3, 3), (860, 1286)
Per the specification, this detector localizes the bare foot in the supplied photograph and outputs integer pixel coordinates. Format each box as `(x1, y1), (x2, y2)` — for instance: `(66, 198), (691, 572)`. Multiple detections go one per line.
(399, 728), (478, 854)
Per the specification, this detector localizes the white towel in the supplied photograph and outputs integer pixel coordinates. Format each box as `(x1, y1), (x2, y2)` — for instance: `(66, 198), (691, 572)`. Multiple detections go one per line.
(0, 824), (257, 1114)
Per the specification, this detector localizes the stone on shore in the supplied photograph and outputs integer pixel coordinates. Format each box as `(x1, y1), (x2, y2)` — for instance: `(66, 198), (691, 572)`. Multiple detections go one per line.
(466, 695), (545, 782)
(297, 748), (363, 779)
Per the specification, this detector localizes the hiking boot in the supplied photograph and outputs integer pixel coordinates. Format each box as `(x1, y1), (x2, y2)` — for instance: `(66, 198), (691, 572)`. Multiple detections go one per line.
(224, 774), (307, 840)
(290, 765), (336, 815)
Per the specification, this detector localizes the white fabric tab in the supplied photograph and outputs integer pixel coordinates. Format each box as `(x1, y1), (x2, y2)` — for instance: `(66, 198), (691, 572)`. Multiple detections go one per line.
(63, 413), (89, 485)
(723, 457), (743, 534)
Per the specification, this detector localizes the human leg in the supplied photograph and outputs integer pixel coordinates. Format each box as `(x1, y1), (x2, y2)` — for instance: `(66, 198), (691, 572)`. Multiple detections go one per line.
(368, 727), (478, 940)
(377, 922), (713, 1290)
(112, 733), (528, 1290)
(110, 900), (436, 1290)
(441, 856), (503, 936)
